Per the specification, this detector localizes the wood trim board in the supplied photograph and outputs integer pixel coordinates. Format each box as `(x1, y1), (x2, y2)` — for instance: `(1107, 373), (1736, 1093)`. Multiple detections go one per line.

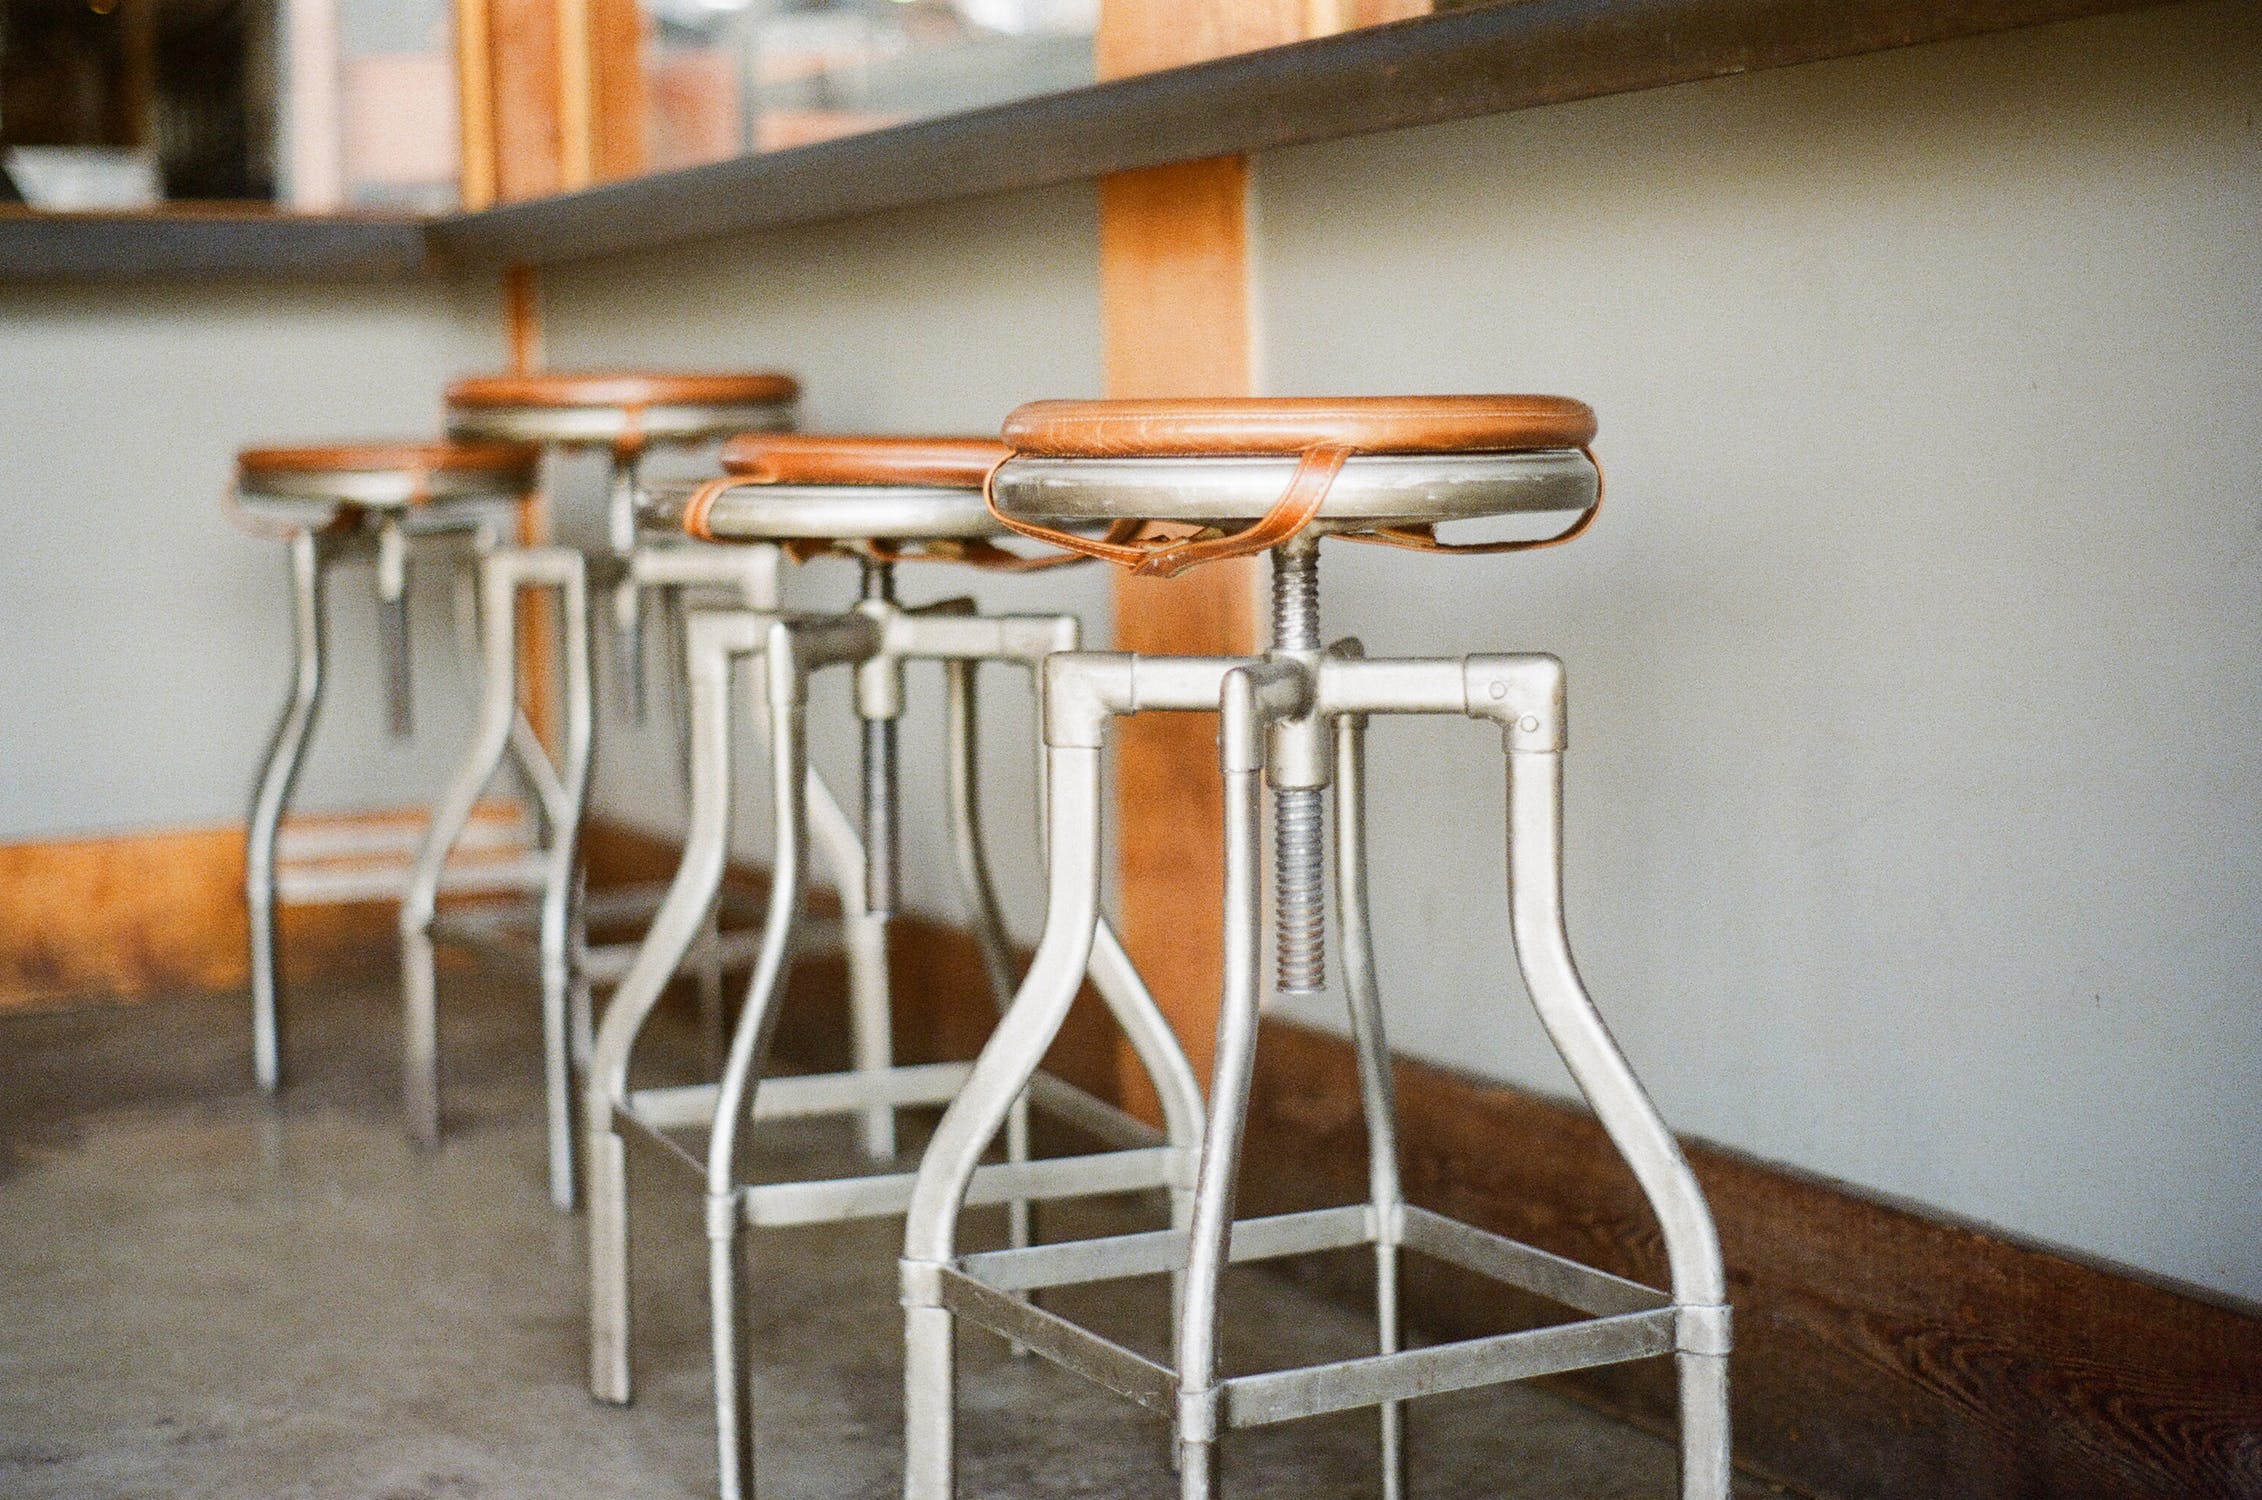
(0, 805), (526, 1011)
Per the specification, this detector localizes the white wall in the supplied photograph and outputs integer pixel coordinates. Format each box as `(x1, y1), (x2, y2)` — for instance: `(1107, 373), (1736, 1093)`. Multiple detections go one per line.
(539, 182), (1113, 935)
(1251, 2), (2262, 1299)
(0, 279), (502, 840)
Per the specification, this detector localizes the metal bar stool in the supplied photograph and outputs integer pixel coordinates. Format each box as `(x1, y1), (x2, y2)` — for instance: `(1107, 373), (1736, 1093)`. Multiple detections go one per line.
(406, 372), (801, 1209)
(585, 434), (1207, 1500)
(235, 440), (550, 1097)
(900, 397), (1732, 1500)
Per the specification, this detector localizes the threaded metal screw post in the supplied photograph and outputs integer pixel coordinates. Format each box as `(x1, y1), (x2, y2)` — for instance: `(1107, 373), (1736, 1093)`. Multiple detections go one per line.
(860, 559), (898, 918)
(1272, 540), (1324, 996)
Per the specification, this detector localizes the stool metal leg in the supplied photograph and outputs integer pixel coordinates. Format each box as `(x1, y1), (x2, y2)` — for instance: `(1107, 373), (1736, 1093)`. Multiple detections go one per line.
(943, 660), (1032, 1255)
(400, 547), (591, 1199)
(704, 622), (820, 1500)
(845, 901), (896, 1160)
(1501, 710), (1729, 1500)
(534, 560), (593, 1204)
(586, 612), (741, 1406)
(247, 529), (329, 1094)
(1175, 664), (1307, 1498)
(1335, 709), (1407, 1500)
(803, 756), (896, 1161)
(903, 739), (1105, 1500)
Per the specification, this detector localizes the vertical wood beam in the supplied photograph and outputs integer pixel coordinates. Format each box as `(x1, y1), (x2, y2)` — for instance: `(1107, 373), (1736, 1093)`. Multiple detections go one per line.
(456, 0), (646, 744)
(454, 0), (645, 208)
(503, 265), (559, 748)
(1096, 0), (1306, 1104)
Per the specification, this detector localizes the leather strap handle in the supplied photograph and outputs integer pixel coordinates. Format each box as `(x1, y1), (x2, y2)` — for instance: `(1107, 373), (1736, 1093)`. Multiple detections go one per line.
(681, 471), (1123, 570)
(981, 445), (1351, 579)
(1344, 446), (1604, 556)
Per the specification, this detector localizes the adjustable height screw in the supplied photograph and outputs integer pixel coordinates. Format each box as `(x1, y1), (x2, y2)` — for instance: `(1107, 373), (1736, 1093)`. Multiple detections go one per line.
(1271, 539), (1324, 997)
(860, 559), (899, 919)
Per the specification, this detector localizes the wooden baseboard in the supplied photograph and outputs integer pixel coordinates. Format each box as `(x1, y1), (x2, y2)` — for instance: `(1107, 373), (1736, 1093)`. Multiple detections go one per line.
(575, 811), (2262, 1500)
(1233, 1021), (2262, 1500)
(0, 804), (526, 1011)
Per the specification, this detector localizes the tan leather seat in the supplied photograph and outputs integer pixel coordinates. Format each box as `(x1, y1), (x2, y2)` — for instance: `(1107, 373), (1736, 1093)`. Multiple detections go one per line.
(235, 441), (539, 511)
(716, 434), (1007, 489)
(237, 440), (539, 482)
(1002, 395), (1596, 459)
(447, 371), (800, 411)
(672, 434), (1083, 568)
(988, 396), (1602, 577)
(447, 370), (800, 455)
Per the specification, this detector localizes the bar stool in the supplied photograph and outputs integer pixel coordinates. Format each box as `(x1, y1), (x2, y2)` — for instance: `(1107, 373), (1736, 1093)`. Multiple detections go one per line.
(236, 440), (548, 1098)
(404, 372), (801, 1209)
(899, 398), (1731, 1500)
(584, 434), (1207, 1500)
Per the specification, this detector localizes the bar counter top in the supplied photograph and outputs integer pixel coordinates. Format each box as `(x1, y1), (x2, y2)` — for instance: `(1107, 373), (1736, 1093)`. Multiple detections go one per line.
(0, 0), (2165, 283)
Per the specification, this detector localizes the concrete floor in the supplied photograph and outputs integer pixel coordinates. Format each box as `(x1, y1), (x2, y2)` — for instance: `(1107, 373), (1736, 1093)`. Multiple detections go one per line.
(0, 966), (1775, 1499)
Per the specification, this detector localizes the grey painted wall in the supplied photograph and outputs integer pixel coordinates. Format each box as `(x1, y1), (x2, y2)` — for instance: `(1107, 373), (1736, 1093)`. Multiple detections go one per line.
(1250, 2), (2262, 1299)
(0, 279), (501, 840)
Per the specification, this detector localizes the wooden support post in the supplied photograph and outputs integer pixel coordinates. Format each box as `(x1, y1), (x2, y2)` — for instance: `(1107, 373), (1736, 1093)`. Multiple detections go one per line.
(456, 0), (645, 745)
(1096, 1), (1305, 1106)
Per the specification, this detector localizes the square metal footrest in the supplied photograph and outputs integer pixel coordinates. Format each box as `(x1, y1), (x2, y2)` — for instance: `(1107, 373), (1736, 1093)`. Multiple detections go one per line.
(615, 1068), (1181, 1229)
(276, 806), (540, 905)
(935, 1204), (1679, 1428)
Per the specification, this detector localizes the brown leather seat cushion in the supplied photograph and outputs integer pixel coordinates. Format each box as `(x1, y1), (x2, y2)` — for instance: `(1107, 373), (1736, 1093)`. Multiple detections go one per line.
(447, 371), (799, 410)
(237, 441), (539, 479)
(1001, 396), (1596, 458)
(718, 434), (1009, 489)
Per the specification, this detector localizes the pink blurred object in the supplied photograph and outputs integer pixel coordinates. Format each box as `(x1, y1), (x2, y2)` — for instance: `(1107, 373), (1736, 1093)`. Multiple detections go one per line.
(344, 53), (459, 195)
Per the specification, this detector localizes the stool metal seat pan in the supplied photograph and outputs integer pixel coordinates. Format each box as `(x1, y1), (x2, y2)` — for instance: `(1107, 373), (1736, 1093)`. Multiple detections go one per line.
(643, 481), (1003, 543)
(235, 440), (537, 513)
(990, 449), (1597, 530)
(1002, 393), (1597, 458)
(446, 370), (799, 448)
(658, 433), (1013, 545)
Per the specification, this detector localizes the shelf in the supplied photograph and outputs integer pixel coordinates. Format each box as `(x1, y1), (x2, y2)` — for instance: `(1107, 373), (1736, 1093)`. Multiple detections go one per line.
(0, 0), (2163, 281)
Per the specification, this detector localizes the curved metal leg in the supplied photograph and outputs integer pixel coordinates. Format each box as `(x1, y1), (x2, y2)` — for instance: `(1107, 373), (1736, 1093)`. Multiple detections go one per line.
(903, 741), (1106, 1500)
(400, 550), (523, 1153)
(703, 623), (815, 1500)
(1335, 712), (1407, 1500)
(1503, 718), (1730, 1500)
(248, 530), (327, 1094)
(805, 739), (894, 1162)
(943, 661), (1032, 1256)
(1171, 670), (1280, 1500)
(585, 611), (740, 1406)
(535, 559), (593, 1208)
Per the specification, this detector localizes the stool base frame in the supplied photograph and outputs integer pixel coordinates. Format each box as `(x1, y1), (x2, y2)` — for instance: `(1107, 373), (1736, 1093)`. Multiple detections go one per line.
(901, 646), (1731, 1500)
(247, 518), (532, 1095)
(398, 544), (594, 1204)
(584, 597), (1206, 1500)
(400, 541), (783, 1211)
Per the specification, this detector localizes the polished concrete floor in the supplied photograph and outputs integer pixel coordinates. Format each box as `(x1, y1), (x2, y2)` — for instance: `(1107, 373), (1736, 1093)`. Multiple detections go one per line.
(0, 966), (1775, 1499)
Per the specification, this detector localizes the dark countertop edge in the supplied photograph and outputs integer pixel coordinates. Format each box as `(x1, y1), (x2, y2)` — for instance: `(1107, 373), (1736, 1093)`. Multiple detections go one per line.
(0, 213), (432, 283)
(0, 0), (2172, 282)
(426, 0), (2168, 268)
